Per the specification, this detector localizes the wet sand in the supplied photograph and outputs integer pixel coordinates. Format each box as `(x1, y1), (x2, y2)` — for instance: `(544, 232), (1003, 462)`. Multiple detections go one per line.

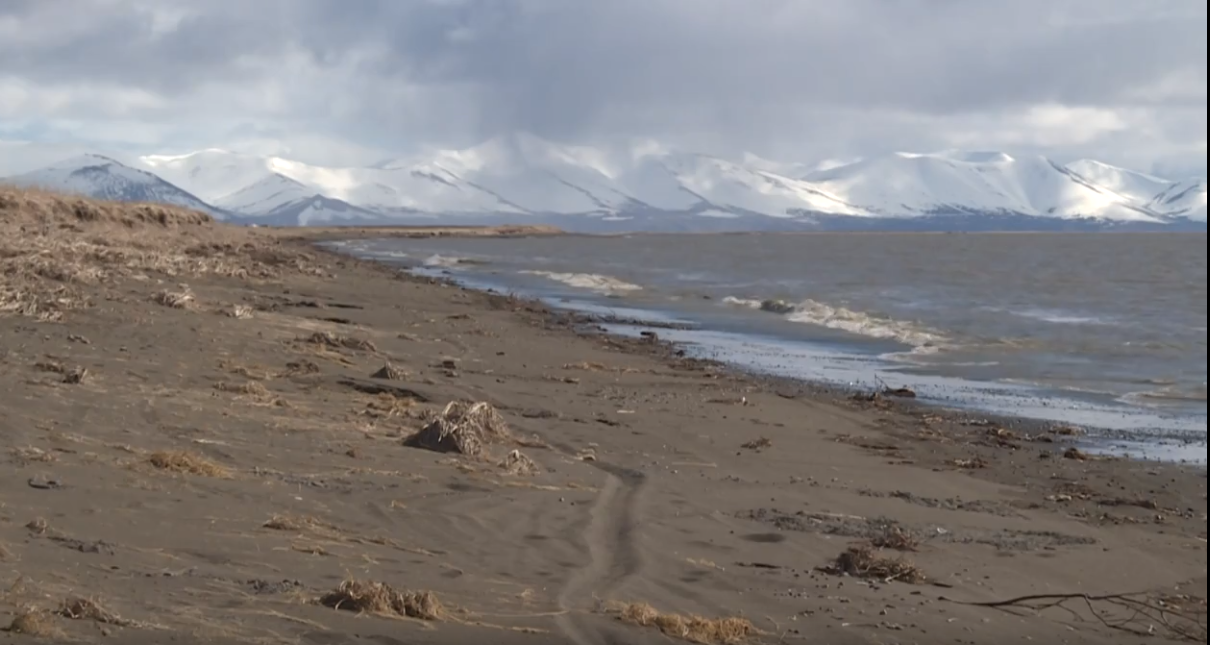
(1, 188), (1206, 644)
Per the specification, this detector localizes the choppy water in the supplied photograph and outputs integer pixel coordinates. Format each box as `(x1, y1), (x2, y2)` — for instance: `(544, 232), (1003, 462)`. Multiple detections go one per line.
(331, 233), (1208, 463)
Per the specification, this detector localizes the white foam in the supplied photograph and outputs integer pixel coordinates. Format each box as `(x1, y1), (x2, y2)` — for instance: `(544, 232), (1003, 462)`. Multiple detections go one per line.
(726, 295), (948, 349)
(722, 296), (764, 309)
(423, 254), (470, 268)
(998, 307), (1114, 326)
(521, 270), (643, 294)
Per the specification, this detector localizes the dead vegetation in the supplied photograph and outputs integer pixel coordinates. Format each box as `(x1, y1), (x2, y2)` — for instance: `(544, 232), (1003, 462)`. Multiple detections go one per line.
(317, 579), (445, 621)
(403, 401), (513, 457)
(740, 437), (772, 451)
(147, 450), (232, 478)
(371, 361), (408, 380)
(610, 601), (756, 644)
(498, 449), (540, 476)
(223, 304), (254, 319)
(151, 287), (195, 309)
(819, 544), (927, 584)
(3, 608), (63, 637)
(56, 597), (141, 628)
(299, 331), (378, 353)
(952, 590), (1206, 643)
(0, 186), (324, 324)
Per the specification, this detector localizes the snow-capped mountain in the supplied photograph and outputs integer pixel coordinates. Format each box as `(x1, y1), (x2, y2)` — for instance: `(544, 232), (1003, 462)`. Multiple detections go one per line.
(2, 136), (1206, 230)
(3, 154), (227, 218)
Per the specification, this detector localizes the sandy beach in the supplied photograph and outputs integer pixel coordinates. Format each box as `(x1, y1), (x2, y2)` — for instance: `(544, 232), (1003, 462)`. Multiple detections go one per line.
(1, 188), (1205, 645)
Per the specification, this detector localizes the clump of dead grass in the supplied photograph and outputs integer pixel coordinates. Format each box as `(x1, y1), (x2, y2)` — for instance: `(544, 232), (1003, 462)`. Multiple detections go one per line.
(498, 449), (540, 476)
(610, 601), (756, 644)
(56, 597), (139, 627)
(214, 380), (271, 397)
(360, 392), (416, 419)
(147, 450), (232, 478)
(740, 437), (772, 451)
(300, 331), (378, 353)
(3, 608), (63, 637)
(820, 544), (927, 584)
(151, 287), (195, 309)
(869, 523), (921, 552)
(10, 446), (58, 465)
(403, 401), (512, 457)
(371, 361), (408, 380)
(222, 304), (254, 319)
(318, 579), (445, 621)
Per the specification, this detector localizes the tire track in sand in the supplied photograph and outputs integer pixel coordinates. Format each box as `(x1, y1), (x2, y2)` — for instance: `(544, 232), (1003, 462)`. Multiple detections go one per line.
(555, 462), (647, 645)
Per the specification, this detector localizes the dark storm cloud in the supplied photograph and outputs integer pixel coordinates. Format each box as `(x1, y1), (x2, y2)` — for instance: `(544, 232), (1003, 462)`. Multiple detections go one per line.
(0, 0), (1205, 162)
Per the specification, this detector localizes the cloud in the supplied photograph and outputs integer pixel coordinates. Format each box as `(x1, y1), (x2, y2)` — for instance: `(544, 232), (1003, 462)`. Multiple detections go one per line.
(0, 0), (1205, 173)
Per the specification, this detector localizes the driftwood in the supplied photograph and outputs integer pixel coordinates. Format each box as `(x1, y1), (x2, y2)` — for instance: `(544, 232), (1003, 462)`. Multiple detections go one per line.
(947, 591), (1207, 642)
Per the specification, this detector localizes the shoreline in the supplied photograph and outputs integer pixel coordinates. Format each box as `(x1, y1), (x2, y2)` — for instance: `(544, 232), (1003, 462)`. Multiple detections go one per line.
(331, 240), (1207, 466)
(2, 190), (1206, 645)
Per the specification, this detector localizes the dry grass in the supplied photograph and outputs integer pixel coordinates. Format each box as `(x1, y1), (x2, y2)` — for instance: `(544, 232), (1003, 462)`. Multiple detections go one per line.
(57, 597), (139, 627)
(214, 380), (271, 397)
(147, 450), (232, 478)
(403, 401), (513, 457)
(3, 608), (63, 637)
(318, 579), (445, 621)
(371, 361), (408, 380)
(0, 187), (325, 324)
(611, 601), (756, 644)
(820, 544), (927, 584)
(498, 450), (540, 476)
(740, 437), (772, 451)
(151, 288), (195, 309)
(869, 523), (921, 552)
(360, 392), (416, 419)
(299, 331), (378, 353)
(223, 304), (254, 319)
(10, 446), (58, 465)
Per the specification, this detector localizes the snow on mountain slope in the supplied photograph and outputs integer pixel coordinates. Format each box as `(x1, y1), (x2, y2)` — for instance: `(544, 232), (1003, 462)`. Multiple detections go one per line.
(5, 137), (1207, 229)
(4, 154), (226, 218)
(804, 152), (1160, 222)
(629, 152), (862, 217)
(1065, 159), (1172, 203)
(215, 173), (318, 215)
(1147, 178), (1208, 221)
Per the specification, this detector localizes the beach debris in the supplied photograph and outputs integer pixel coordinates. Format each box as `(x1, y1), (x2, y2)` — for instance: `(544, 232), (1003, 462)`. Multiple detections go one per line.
(609, 601), (757, 644)
(1063, 447), (1091, 461)
(371, 361), (407, 380)
(740, 437), (773, 451)
(882, 386), (917, 399)
(819, 544), (927, 584)
(950, 457), (990, 470)
(1051, 425), (1087, 437)
(27, 475), (63, 490)
(3, 609), (62, 637)
(151, 287), (195, 309)
(403, 401), (512, 457)
(61, 366), (88, 384)
(318, 579), (445, 621)
(57, 598), (140, 628)
(147, 450), (232, 478)
(300, 331), (378, 353)
(223, 304), (254, 319)
(499, 449), (540, 476)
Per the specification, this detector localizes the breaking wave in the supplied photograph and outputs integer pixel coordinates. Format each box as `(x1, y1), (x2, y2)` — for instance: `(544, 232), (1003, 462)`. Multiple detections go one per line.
(520, 270), (644, 294)
(722, 296), (948, 350)
(423, 254), (478, 268)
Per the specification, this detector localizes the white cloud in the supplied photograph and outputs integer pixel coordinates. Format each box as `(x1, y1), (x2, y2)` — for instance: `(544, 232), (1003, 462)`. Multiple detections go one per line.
(0, 0), (1205, 175)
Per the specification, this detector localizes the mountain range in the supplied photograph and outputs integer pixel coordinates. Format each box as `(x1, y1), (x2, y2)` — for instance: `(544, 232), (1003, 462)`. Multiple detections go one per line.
(1, 133), (1205, 232)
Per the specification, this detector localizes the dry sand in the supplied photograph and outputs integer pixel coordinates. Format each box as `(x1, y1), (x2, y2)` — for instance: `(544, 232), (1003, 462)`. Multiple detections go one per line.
(0, 187), (1206, 645)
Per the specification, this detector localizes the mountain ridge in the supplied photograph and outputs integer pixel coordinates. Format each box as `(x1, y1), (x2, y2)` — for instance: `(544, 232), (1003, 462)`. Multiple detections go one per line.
(1, 137), (1205, 231)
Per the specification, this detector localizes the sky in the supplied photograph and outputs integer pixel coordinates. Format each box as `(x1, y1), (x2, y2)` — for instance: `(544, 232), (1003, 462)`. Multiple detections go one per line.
(0, 0), (1206, 177)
